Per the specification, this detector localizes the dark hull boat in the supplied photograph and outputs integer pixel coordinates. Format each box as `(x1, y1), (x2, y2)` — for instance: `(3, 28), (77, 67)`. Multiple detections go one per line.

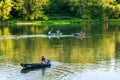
(20, 63), (51, 68)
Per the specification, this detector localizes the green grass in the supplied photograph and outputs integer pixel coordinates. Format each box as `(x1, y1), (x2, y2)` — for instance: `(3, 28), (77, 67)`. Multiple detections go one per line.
(107, 19), (120, 22)
(0, 18), (120, 26)
(0, 19), (88, 25)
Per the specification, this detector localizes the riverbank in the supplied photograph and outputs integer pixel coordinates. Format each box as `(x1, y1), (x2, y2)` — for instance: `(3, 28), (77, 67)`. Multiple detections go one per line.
(0, 19), (120, 25)
(0, 19), (87, 25)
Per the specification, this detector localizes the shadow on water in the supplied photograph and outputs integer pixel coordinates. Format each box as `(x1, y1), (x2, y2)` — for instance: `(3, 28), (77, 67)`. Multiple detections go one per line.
(20, 67), (50, 76)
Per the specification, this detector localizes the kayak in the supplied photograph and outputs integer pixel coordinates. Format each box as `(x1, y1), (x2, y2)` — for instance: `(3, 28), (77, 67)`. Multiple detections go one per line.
(47, 33), (63, 36)
(74, 33), (86, 38)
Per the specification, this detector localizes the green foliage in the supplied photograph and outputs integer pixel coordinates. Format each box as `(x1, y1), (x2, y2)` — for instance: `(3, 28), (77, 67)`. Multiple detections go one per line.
(68, 0), (120, 20)
(11, 0), (49, 20)
(48, 0), (69, 13)
(26, 0), (49, 20)
(11, 0), (27, 19)
(101, 0), (120, 19)
(0, 0), (119, 20)
(68, 0), (86, 17)
(0, 0), (13, 20)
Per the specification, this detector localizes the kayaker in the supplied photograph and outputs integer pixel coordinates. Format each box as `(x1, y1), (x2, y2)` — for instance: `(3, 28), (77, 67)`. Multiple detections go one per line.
(41, 56), (46, 64)
(56, 29), (60, 34)
(48, 28), (53, 35)
(48, 30), (52, 35)
(80, 32), (86, 38)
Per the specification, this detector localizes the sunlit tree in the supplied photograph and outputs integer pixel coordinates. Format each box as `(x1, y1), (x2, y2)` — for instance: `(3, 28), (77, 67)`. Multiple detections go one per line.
(11, 0), (50, 20)
(25, 0), (50, 20)
(68, 0), (120, 20)
(68, 0), (86, 18)
(0, 0), (13, 20)
(11, 0), (27, 19)
(101, 0), (120, 19)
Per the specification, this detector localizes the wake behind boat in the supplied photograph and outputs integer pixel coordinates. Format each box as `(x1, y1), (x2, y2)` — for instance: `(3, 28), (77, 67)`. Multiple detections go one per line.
(46, 34), (73, 38)
(0, 34), (73, 40)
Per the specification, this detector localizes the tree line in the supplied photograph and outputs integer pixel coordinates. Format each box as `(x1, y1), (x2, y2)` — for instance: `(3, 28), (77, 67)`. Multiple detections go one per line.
(0, 0), (120, 20)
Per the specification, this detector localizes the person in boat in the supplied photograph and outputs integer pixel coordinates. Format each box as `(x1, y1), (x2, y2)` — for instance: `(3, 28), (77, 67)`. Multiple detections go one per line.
(80, 31), (86, 38)
(41, 56), (46, 64)
(48, 28), (53, 35)
(56, 29), (60, 34)
(48, 30), (52, 35)
(47, 59), (51, 64)
(56, 29), (63, 35)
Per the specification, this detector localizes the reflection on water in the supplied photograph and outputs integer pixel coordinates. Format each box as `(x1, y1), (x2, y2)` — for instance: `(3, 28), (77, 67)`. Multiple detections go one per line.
(1, 61), (120, 80)
(21, 67), (46, 76)
(0, 23), (120, 80)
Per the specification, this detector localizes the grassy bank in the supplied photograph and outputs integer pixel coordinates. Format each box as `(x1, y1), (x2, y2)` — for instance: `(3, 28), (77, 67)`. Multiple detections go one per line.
(107, 19), (120, 22)
(0, 18), (120, 25)
(0, 19), (88, 25)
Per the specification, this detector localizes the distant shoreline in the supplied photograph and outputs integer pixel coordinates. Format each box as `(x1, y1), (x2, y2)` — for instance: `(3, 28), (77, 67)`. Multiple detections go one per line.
(0, 19), (120, 25)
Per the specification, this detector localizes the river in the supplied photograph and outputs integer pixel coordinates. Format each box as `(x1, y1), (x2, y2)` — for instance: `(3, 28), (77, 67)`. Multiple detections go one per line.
(0, 23), (120, 80)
